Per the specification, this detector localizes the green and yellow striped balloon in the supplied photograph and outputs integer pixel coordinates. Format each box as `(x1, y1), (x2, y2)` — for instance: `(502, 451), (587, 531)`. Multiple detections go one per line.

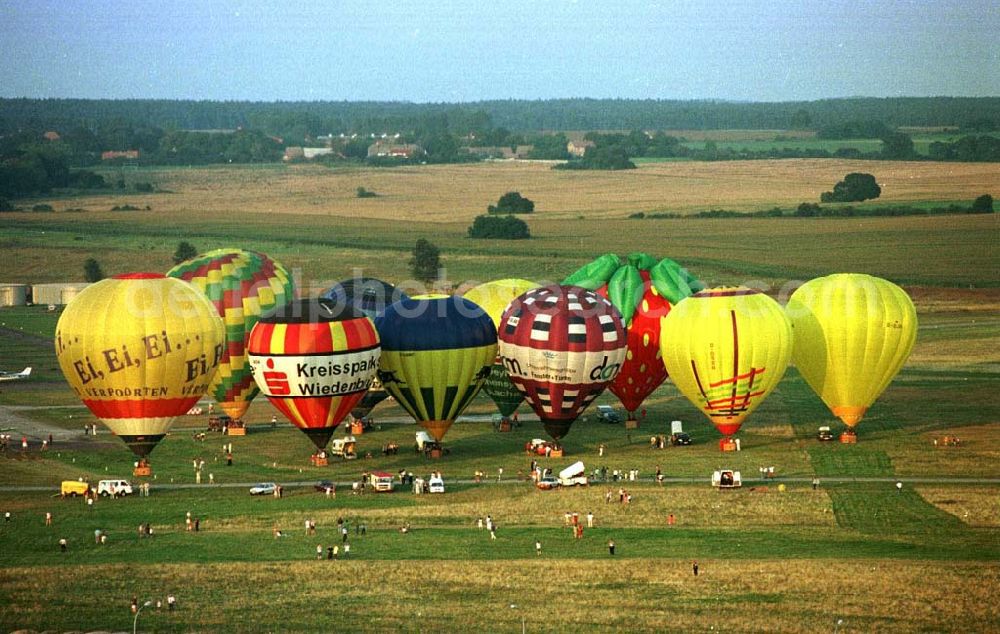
(167, 249), (294, 419)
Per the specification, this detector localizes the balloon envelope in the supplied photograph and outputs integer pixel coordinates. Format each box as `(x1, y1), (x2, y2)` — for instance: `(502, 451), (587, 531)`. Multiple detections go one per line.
(598, 270), (672, 416)
(660, 287), (791, 438)
(55, 273), (224, 458)
(320, 277), (409, 320)
(786, 273), (917, 428)
(167, 248), (294, 420)
(374, 296), (497, 441)
(498, 285), (627, 441)
(463, 279), (541, 417)
(247, 298), (380, 450)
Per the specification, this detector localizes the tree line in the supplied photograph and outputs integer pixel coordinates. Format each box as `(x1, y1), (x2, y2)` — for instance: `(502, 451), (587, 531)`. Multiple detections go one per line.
(2, 96), (997, 135)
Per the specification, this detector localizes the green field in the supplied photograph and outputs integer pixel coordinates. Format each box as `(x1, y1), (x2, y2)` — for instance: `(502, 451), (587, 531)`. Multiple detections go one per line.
(0, 160), (998, 632)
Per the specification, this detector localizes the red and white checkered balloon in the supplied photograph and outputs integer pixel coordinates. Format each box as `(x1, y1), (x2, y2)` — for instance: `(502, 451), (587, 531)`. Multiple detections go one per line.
(497, 285), (627, 440)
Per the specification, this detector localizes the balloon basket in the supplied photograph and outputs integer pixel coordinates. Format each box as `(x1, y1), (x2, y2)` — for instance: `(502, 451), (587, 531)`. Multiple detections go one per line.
(310, 455), (329, 467)
(625, 419), (640, 430)
(549, 448), (564, 458)
(226, 421), (246, 436)
(350, 421), (365, 435)
(839, 431), (857, 444)
(719, 438), (737, 452)
(133, 466), (152, 477)
(428, 448), (443, 459)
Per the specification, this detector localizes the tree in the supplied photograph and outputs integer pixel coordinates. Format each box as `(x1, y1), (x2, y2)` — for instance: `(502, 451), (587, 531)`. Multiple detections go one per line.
(820, 173), (881, 203)
(972, 194), (994, 213)
(409, 239), (440, 283)
(488, 191), (534, 214)
(468, 214), (531, 239)
(83, 258), (104, 282)
(880, 132), (915, 159)
(173, 241), (198, 264)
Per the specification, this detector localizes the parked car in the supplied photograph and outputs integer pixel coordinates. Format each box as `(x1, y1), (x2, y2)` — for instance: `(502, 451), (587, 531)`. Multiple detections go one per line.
(250, 482), (277, 496)
(817, 426), (835, 441)
(535, 476), (560, 490)
(671, 432), (692, 446)
(595, 405), (622, 424)
(314, 480), (335, 493)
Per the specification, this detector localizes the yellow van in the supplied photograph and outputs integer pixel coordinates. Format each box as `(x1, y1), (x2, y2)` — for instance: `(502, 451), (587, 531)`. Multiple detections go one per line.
(61, 480), (90, 497)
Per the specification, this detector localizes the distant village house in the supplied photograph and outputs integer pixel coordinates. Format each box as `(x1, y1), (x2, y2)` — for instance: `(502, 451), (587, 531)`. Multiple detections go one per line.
(101, 150), (140, 161)
(567, 140), (595, 157)
(367, 141), (423, 159)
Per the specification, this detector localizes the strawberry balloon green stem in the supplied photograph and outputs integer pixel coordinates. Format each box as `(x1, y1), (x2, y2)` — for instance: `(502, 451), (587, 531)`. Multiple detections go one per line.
(562, 253), (620, 289)
(650, 258), (699, 304)
(607, 264), (644, 325)
(626, 252), (658, 271)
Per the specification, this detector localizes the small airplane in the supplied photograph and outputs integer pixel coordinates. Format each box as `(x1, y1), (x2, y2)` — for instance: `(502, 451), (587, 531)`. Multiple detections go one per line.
(0, 367), (32, 382)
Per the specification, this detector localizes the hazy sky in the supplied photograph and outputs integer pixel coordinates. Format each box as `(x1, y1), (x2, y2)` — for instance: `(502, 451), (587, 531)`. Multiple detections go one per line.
(2, 0), (997, 102)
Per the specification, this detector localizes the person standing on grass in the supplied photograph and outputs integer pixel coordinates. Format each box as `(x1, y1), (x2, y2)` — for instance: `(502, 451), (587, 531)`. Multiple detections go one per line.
(692, 560), (699, 576)
(535, 540), (542, 556)
(316, 544), (323, 560)
(608, 540), (615, 556)
(343, 542), (350, 558)
(490, 524), (497, 541)
(45, 512), (52, 526)
(587, 511), (594, 528)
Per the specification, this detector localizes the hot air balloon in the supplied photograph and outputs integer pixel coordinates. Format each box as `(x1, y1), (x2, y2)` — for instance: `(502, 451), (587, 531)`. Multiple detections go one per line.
(247, 298), (380, 458)
(498, 285), (627, 443)
(55, 273), (224, 472)
(320, 277), (409, 320)
(463, 279), (541, 418)
(167, 249), (294, 422)
(320, 278), (408, 421)
(374, 295), (497, 447)
(564, 253), (704, 421)
(660, 287), (791, 449)
(786, 273), (917, 442)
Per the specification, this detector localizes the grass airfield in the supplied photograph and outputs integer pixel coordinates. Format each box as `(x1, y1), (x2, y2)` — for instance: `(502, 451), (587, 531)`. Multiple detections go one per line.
(0, 159), (998, 632)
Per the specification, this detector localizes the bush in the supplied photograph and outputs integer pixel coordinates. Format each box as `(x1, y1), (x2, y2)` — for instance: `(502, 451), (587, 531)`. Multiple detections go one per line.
(821, 173), (881, 203)
(971, 194), (994, 213)
(0, 197), (13, 212)
(111, 204), (142, 211)
(467, 214), (531, 239)
(795, 203), (821, 217)
(627, 212), (645, 219)
(488, 191), (534, 214)
(31, 203), (54, 212)
(134, 182), (155, 193)
(356, 187), (378, 198)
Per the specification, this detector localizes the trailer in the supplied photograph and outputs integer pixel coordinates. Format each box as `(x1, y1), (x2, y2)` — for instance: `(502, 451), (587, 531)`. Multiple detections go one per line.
(558, 461), (588, 487)
(712, 469), (742, 489)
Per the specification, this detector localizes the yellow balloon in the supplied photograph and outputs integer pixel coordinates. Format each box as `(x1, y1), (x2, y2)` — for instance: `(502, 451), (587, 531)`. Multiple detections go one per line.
(463, 279), (541, 328)
(55, 273), (225, 458)
(786, 273), (917, 428)
(660, 287), (792, 438)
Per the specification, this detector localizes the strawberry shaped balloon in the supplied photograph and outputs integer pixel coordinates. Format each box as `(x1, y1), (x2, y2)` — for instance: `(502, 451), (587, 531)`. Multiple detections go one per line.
(563, 253), (703, 419)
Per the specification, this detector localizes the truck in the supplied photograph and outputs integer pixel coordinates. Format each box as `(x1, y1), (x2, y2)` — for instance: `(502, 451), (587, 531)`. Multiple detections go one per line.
(97, 479), (133, 497)
(330, 436), (357, 459)
(60, 480), (90, 497)
(367, 471), (394, 492)
(558, 461), (588, 487)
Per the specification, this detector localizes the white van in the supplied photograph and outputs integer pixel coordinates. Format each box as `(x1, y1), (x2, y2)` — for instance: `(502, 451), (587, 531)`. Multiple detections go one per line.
(428, 475), (445, 493)
(97, 479), (133, 497)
